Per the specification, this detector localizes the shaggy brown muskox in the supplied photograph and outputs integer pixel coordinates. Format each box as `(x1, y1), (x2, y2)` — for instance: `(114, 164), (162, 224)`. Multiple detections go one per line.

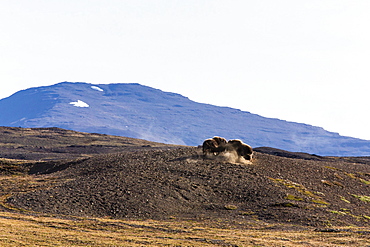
(202, 136), (227, 156)
(226, 139), (254, 161)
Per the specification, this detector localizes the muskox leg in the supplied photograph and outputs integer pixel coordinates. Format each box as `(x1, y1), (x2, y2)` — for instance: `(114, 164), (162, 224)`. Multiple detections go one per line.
(249, 152), (254, 161)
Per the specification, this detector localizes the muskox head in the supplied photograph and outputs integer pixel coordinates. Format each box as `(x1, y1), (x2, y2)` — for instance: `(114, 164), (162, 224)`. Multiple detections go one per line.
(202, 136), (227, 156)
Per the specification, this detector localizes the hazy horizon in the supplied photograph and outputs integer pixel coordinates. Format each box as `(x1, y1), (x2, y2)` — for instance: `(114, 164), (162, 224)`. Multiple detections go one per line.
(1, 1), (370, 140)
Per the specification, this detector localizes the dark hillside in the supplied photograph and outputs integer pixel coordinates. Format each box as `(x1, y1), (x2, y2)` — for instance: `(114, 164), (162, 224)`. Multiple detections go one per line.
(1, 127), (369, 228)
(8, 147), (370, 227)
(0, 126), (178, 161)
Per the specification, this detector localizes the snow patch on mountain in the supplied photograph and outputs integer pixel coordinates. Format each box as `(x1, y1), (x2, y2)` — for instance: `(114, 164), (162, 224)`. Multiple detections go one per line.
(70, 100), (89, 107)
(91, 86), (104, 92)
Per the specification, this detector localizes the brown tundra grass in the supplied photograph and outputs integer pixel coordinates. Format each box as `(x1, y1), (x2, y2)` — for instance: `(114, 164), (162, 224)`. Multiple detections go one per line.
(0, 210), (369, 247)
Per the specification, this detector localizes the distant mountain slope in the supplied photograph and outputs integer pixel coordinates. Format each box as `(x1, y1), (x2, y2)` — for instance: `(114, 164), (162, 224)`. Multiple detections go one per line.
(1, 82), (370, 156)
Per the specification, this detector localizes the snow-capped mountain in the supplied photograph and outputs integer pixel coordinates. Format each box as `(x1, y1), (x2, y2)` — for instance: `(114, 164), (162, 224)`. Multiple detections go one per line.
(1, 81), (370, 156)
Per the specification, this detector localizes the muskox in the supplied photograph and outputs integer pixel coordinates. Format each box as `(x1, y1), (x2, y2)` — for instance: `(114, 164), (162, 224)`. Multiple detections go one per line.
(202, 136), (227, 156)
(226, 139), (254, 161)
(202, 137), (254, 164)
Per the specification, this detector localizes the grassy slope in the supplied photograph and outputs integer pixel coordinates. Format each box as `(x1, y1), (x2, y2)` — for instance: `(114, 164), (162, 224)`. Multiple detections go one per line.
(1, 210), (369, 246)
(1, 159), (369, 246)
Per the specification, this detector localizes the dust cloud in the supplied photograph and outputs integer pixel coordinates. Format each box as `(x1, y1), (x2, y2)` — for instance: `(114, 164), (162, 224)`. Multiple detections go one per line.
(203, 149), (252, 165)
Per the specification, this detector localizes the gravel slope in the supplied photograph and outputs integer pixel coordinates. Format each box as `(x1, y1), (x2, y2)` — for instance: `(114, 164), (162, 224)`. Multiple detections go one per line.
(8, 147), (370, 227)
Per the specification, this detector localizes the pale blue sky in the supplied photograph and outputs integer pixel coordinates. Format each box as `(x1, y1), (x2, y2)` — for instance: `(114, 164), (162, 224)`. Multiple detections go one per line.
(1, 0), (370, 139)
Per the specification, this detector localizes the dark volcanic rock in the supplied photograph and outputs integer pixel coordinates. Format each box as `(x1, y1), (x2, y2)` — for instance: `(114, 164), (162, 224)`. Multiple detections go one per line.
(10, 149), (283, 219)
(254, 147), (325, 161)
(8, 147), (370, 227)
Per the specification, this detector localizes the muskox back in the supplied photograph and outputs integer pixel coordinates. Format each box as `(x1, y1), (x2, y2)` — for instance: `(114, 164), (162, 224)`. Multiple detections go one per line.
(212, 136), (227, 146)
